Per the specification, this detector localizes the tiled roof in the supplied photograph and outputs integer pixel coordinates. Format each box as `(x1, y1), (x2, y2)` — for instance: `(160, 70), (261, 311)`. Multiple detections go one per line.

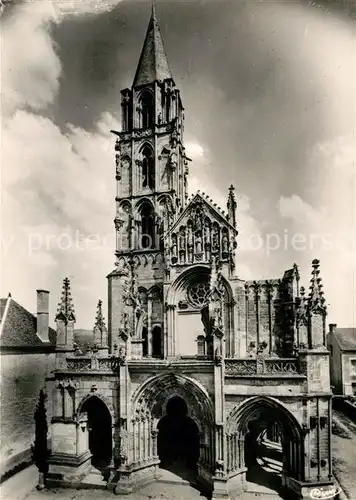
(334, 328), (356, 351)
(0, 298), (7, 321)
(0, 296), (56, 348)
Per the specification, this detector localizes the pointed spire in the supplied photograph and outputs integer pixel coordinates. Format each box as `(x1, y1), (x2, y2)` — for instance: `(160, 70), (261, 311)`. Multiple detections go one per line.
(308, 259), (327, 313)
(93, 299), (107, 332)
(93, 299), (108, 349)
(55, 277), (76, 322)
(133, 3), (172, 87)
(227, 184), (237, 227)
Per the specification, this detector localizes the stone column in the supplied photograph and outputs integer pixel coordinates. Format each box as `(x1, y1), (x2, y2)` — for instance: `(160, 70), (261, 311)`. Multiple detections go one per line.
(152, 429), (158, 459)
(147, 297), (152, 357)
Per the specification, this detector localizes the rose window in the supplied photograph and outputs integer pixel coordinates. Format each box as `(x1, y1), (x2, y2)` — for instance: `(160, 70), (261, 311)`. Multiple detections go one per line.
(188, 282), (210, 308)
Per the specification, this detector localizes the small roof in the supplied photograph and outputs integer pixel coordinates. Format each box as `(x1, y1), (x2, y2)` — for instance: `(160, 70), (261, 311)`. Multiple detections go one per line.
(0, 296), (56, 349)
(333, 328), (356, 351)
(133, 4), (172, 87)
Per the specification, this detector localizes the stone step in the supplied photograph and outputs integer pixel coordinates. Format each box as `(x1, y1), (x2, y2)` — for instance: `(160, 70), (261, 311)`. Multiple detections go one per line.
(79, 471), (107, 490)
(141, 482), (205, 500)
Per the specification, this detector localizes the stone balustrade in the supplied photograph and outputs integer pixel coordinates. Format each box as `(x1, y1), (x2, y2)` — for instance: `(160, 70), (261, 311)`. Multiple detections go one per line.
(65, 357), (119, 372)
(225, 357), (305, 376)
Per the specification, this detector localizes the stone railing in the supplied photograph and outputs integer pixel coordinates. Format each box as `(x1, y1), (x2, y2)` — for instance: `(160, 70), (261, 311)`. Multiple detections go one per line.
(65, 357), (119, 372)
(225, 357), (304, 376)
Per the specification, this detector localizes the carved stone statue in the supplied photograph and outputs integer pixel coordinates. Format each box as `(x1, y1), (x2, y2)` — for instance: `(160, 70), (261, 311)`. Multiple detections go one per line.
(222, 233), (229, 254)
(210, 256), (220, 293)
(204, 222), (211, 245)
(187, 225), (193, 248)
(115, 154), (121, 180)
(212, 228), (219, 253)
(179, 228), (186, 250)
(195, 213), (202, 233)
(214, 346), (223, 366)
(172, 240), (178, 258)
(195, 234), (202, 254)
(120, 312), (130, 337)
(118, 345), (126, 365)
(169, 147), (178, 171)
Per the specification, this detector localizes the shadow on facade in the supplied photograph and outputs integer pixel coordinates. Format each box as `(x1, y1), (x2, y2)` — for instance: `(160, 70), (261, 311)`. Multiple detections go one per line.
(81, 396), (112, 473)
(245, 424), (283, 493)
(157, 396), (200, 484)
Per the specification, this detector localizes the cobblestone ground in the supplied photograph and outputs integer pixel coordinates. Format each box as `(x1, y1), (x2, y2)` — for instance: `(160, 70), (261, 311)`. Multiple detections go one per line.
(7, 482), (206, 500)
(332, 411), (356, 499)
(2, 415), (356, 500)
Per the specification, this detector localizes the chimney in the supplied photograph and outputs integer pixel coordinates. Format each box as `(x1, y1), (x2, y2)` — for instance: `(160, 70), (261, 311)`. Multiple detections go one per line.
(37, 290), (50, 342)
(329, 323), (337, 335)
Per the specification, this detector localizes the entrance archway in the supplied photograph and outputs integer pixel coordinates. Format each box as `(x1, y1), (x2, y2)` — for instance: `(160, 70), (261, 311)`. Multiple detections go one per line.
(244, 419), (284, 493)
(158, 396), (199, 480)
(131, 373), (214, 490)
(227, 397), (304, 495)
(81, 396), (112, 470)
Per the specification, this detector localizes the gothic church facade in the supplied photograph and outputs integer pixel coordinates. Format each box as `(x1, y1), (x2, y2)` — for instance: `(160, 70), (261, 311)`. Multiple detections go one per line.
(47, 7), (335, 499)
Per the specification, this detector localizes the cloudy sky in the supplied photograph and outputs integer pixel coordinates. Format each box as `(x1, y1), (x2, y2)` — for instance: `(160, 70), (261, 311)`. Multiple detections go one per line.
(1, 0), (355, 329)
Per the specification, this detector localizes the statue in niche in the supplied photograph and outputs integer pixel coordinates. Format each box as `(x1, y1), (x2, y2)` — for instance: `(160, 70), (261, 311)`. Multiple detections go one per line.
(210, 256), (221, 293)
(169, 141), (178, 171)
(179, 228), (186, 250)
(172, 238), (178, 259)
(187, 225), (193, 248)
(195, 233), (202, 254)
(120, 312), (131, 337)
(195, 212), (202, 233)
(222, 233), (229, 254)
(187, 226), (193, 262)
(212, 228), (219, 253)
(205, 221), (211, 246)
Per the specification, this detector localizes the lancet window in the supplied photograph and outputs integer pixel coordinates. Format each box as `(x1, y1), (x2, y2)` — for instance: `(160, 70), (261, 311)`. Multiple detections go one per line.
(139, 202), (155, 249)
(140, 92), (154, 129)
(141, 146), (155, 190)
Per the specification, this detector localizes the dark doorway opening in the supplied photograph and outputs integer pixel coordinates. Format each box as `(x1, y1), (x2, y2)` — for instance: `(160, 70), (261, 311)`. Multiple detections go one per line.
(157, 396), (199, 481)
(244, 419), (283, 494)
(81, 396), (112, 471)
(152, 326), (162, 358)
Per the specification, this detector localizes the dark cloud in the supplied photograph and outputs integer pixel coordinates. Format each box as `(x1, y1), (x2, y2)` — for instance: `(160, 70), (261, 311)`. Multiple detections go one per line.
(51, 0), (353, 216)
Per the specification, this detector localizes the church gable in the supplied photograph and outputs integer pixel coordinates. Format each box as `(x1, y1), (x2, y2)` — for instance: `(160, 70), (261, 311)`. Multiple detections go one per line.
(166, 192), (237, 267)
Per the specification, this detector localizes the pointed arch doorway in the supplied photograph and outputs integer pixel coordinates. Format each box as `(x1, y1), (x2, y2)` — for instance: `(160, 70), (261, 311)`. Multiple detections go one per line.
(81, 396), (112, 471)
(157, 396), (200, 481)
(227, 397), (304, 496)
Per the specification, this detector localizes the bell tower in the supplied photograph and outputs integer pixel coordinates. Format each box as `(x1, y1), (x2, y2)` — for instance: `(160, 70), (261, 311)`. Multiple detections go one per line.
(108, 3), (190, 354)
(111, 2), (190, 256)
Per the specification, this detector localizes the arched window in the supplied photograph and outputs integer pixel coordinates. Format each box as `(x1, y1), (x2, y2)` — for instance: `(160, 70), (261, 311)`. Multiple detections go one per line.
(152, 326), (162, 358)
(142, 327), (148, 357)
(165, 94), (171, 123)
(140, 202), (155, 249)
(141, 92), (154, 129)
(141, 146), (155, 190)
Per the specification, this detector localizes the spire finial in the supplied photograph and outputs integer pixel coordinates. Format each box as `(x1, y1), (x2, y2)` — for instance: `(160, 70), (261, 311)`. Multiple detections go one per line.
(308, 259), (327, 314)
(93, 299), (108, 348)
(56, 277), (76, 322)
(227, 184), (237, 227)
(151, 0), (156, 18)
(94, 299), (107, 331)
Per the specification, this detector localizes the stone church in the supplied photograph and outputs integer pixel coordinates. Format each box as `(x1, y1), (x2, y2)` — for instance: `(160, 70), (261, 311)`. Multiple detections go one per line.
(46, 5), (335, 499)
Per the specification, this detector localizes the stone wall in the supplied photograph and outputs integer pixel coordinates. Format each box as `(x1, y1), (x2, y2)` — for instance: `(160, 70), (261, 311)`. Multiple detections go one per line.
(0, 352), (55, 476)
